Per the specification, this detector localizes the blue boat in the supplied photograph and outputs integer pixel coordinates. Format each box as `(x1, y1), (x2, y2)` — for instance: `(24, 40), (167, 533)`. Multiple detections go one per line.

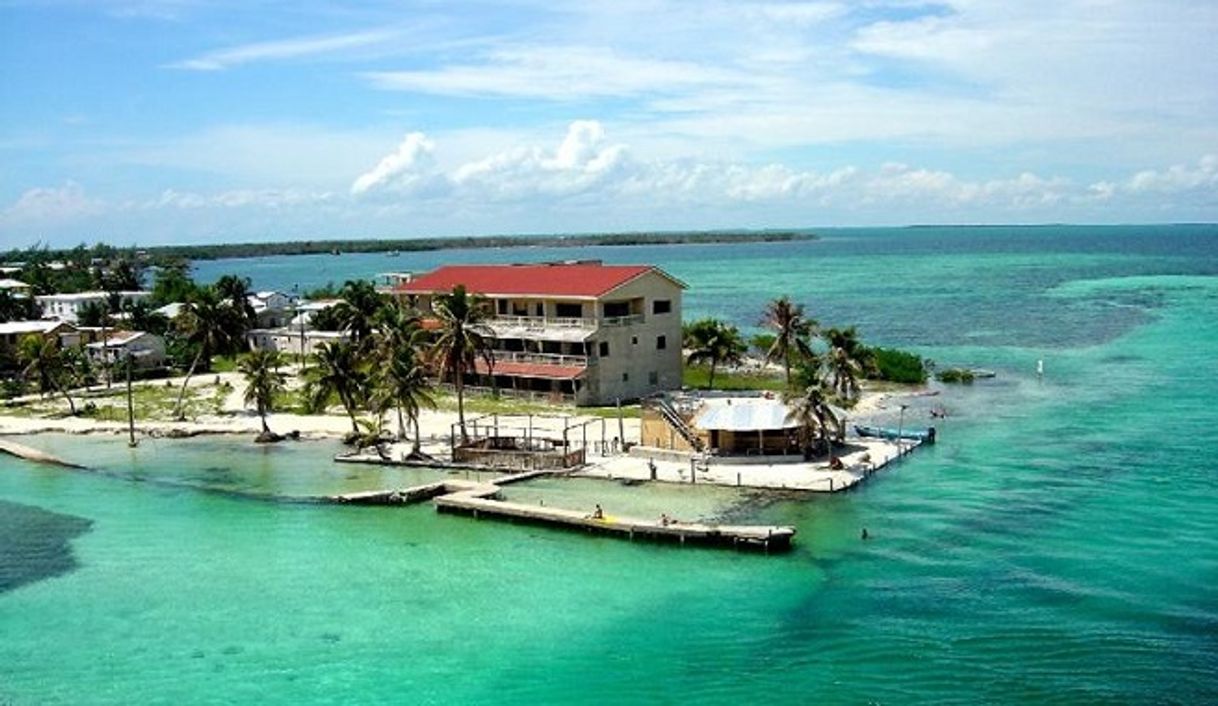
(854, 425), (936, 443)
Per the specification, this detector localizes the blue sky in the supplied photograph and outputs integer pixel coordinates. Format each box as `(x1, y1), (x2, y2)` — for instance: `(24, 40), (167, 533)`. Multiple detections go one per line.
(1, 0), (1216, 247)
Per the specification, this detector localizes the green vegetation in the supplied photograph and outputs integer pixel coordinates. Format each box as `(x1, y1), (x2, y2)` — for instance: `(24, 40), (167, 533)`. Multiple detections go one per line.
(683, 318), (747, 389)
(937, 368), (976, 384)
(682, 366), (785, 392)
(867, 347), (929, 384)
(239, 350), (287, 436)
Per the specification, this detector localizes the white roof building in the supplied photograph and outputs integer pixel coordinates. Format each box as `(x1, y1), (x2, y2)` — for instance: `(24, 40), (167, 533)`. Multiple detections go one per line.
(35, 290), (152, 323)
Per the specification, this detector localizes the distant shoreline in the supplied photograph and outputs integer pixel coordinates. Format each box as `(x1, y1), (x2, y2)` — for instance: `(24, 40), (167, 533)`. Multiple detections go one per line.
(138, 230), (815, 263)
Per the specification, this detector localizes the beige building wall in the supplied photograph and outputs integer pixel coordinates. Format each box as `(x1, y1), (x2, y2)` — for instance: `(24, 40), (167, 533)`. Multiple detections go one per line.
(583, 271), (683, 404)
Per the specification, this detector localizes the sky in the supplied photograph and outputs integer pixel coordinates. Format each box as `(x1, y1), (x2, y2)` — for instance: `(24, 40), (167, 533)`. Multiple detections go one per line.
(1, 0), (1216, 247)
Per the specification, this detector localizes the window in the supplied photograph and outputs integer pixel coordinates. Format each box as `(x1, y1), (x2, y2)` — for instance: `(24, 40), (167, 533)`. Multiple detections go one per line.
(599, 341), (609, 357)
(648, 371), (658, 385)
(556, 302), (582, 318)
(603, 301), (630, 318)
(497, 299), (508, 314)
(622, 372), (629, 382)
(535, 303), (544, 317)
(652, 299), (672, 314)
(631, 336), (638, 345)
(656, 335), (667, 350)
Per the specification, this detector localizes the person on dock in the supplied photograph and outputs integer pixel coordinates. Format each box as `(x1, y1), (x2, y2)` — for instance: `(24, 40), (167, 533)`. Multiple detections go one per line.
(660, 513), (670, 526)
(591, 504), (604, 519)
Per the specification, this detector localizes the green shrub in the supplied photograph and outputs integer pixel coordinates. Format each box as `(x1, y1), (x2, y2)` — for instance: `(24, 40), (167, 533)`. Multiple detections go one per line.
(937, 368), (975, 384)
(868, 347), (928, 384)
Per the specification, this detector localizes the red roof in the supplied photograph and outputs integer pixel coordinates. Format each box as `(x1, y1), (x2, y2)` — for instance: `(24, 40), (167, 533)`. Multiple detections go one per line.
(395, 263), (666, 298)
(473, 359), (586, 380)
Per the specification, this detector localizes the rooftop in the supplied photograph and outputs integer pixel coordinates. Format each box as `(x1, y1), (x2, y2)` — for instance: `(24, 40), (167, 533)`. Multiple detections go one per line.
(395, 262), (682, 299)
(0, 320), (73, 336)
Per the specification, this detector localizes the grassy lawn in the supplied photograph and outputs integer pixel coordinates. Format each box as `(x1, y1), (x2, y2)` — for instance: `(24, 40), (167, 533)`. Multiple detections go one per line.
(79, 381), (229, 422)
(431, 392), (641, 418)
(682, 365), (786, 392)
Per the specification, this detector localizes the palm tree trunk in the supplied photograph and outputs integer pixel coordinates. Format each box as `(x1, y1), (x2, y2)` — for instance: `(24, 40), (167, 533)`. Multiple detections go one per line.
(54, 379), (76, 416)
(708, 359), (718, 389)
(174, 348), (204, 420)
(455, 363), (467, 442)
(784, 357), (791, 389)
(343, 395), (359, 434)
(412, 414), (422, 455)
(395, 402), (406, 441)
(259, 401), (270, 434)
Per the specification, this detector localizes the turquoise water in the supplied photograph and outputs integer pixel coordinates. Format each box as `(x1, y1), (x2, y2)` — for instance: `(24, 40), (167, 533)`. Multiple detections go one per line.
(4, 225), (1218, 703)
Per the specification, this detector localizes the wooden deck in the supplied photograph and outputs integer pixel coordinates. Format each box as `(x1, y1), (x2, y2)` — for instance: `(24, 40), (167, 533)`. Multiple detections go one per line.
(329, 469), (795, 552)
(435, 491), (795, 552)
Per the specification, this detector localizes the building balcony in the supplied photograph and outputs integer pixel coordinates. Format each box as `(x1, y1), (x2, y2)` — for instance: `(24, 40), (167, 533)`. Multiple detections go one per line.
(487, 313), (645, 331)
(490, 351), (589, 367)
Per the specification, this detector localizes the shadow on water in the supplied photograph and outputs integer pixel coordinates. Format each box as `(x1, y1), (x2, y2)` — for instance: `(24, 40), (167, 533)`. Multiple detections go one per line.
(0, 500), (93, 593)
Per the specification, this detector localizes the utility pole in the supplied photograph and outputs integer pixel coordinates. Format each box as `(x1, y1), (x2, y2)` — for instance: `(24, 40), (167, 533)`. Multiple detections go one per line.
(126, 351), (137, 447)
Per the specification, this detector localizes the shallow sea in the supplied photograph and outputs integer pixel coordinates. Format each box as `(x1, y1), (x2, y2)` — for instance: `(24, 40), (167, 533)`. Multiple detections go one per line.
(3, 225), (1217, 703)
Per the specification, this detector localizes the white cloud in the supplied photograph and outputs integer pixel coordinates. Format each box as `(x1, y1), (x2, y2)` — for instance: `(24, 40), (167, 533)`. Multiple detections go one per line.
(8, 127), (1216, 245)
(1123, 155), (1218, 194)
(1, 181), (104, 224)
(167, 30), (396, 71)
(362, 45), (752, 100)
(349, 132), (442, 195)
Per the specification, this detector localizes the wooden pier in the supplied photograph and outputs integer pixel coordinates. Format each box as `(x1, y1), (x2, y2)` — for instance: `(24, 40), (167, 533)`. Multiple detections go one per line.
(329, 470), (795, 552)
(435, 491), (795, 552)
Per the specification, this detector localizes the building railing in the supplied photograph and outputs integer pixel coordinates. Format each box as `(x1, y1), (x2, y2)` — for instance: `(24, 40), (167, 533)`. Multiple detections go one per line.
(488, 313), (645, 329)
(490, 351), (589, 367)
(600, 314), (645, 327)
(435, 382), (577, 405)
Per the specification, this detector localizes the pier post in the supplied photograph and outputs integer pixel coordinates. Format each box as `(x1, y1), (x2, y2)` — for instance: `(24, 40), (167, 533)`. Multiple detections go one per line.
(690, 458), (696, 484)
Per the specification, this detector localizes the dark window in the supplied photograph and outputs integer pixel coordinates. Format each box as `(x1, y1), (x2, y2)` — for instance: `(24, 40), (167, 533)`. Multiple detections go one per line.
(622, 372), (629, 382)
(648, 371), (658, 385)
(556, 303), (582, 318)
(631, 336), (638, 345)
(656, 335), (667, 350)
(497, 299), (508, 314)
(652, 299), (672, 314)
(599, 341), (609, 357)
(603, 301), (630, 318)
(535, 303), (544, 317)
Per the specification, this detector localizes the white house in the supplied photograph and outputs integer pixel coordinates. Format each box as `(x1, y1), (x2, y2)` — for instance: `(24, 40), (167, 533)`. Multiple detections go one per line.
(86, 331), (167, 371)
(36, 291), (152, 323)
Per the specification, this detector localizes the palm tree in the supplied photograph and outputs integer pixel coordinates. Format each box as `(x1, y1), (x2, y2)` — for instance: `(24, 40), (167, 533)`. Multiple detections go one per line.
(353, 415), (392, 460)
(370, 304), (435, 452)
(373, 346), (435, 456)
(214, 274), (256, 347)
(761, 296), (817, 389)
(173, 289), (233, 420)
(784, 382), (843, 462)
(824, 326), (871, 406)
(239, 349), (287, 439)
(334, 279), (386, 347)
(304, 340), (365, 435)
(683, 317), (746, 389)
(431, 285), (494, 442)
(18, 335), (78, 415)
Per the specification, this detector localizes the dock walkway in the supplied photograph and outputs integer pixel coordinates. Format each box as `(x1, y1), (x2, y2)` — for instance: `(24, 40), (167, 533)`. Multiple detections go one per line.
(329, 468), (795, 552)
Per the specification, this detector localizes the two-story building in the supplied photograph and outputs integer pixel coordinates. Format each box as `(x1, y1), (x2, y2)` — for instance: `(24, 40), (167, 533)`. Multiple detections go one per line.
(394, 261), (685, 406)
(36, 291), (152, 323)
